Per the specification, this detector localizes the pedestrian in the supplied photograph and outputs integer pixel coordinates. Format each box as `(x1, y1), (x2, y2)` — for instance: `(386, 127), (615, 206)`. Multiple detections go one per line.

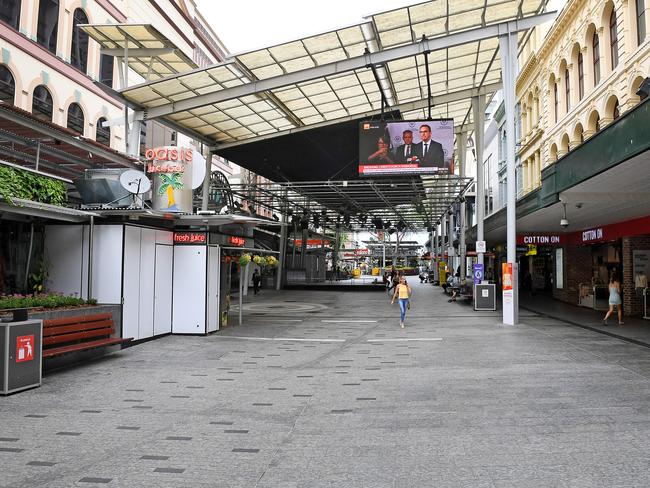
(391, 275), (412, 328)
(603, 271), (624, 326)
(252, 269), (262, 295)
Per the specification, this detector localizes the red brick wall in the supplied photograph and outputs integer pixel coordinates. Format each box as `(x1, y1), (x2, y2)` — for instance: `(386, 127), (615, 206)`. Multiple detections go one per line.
(622, 236), (650, 316)
(553, 245), (592, 304)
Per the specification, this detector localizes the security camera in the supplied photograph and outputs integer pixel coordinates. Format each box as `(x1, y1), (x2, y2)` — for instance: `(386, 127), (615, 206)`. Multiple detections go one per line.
(560, 218), (569, 228)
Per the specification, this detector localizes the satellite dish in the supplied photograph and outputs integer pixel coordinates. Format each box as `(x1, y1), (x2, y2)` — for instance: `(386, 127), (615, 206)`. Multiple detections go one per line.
(191, 150), (206, 190)
(119, 170), (151, 195)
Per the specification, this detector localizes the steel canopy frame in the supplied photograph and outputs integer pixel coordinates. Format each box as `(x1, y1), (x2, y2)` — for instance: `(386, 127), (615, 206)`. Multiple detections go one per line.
(220, 177), (473, 232)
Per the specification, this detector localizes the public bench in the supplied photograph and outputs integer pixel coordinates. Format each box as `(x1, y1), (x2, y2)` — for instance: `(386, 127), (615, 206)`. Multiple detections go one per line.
(42, 313), (132, 359)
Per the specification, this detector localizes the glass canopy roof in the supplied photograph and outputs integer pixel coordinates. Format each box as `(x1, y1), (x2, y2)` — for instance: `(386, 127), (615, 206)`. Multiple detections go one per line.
(120, 0), (547, 145)
(80, 24), (198, 80)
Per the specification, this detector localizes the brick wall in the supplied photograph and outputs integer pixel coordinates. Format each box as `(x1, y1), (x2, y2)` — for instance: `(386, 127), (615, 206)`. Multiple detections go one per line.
(622, 236), (650, 317)
(553, 245), (592, 304)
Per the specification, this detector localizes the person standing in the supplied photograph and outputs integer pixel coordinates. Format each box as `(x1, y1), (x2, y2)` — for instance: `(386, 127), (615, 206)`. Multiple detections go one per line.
(391, 276), (412, 328)
(392, 130), (416, 163)
(252, 269), (262, 295)
(414, 124), (445, 168)
(603, 272), (623, 326)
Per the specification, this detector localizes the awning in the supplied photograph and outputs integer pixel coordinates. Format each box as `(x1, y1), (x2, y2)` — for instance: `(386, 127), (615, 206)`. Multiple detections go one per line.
(80, 24), (197, 80)
(0, 103), (141, 180)
(0, 197), (100, 223)
(120, 1), (551, 146)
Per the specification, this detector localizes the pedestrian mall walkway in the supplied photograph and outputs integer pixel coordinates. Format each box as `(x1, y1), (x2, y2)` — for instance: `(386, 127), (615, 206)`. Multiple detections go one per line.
(3, 283), (650, 487)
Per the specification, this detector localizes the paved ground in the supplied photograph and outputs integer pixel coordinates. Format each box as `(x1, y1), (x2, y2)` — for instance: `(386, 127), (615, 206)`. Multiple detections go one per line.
(3, 282), (650, 487)
(521, 292), (650, 347)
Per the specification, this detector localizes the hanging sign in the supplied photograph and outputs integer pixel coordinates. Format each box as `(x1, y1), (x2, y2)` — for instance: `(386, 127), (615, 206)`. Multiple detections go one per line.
(16, 335), (34, 363)
(147, 146), (197, 213)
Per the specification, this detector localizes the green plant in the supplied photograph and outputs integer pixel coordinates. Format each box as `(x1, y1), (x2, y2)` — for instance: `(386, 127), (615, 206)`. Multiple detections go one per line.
(0, 293), (97, 310)
(0, 165), (67, 206)
(29, 258), (48, 294)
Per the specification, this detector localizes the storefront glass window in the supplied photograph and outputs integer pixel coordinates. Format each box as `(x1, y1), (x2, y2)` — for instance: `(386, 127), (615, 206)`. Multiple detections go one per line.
(0, 64), (15, 104)
(0, 222), (45, 295)
(66, 102), (84, 134)
(637, 0), (647, 45)
(70, 8), (89, 73)
(37, 0), (58, 54)
(0, 0), (20, 30)
(32, 85), (53, 122)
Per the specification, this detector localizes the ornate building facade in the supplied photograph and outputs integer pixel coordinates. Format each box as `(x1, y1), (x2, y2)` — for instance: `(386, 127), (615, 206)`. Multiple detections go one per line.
(517, 0), (649, 193)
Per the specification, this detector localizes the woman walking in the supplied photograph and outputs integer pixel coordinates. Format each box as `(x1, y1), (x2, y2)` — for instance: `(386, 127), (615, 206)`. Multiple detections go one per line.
(391, 276), (412, 328)
(603, 272), (624, 326)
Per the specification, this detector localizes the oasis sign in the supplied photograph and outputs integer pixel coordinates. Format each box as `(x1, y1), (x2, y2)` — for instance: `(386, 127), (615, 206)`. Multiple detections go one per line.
(145, 147), (193, 173)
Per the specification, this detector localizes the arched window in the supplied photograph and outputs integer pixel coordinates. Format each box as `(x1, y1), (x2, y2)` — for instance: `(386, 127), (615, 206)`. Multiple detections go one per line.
(37, 0), (59, 54)
(613, 99), (620, 120)
(0, 0), (21, 29)
(100, 54), (114, 88)
(637, 0), (647, 45)
(96, 117), (110, 145)
(32, 85), (53, 121)
(70, 9), (89, 73)
(610, 9), (619, 69)
(66, 103), (84, 133)
(0, 65), (15, 104)
(553, 82), (559, 123)
(593, 32), (601, 85)
(578, 52), (584, 100)
(565, 68), (570, 112)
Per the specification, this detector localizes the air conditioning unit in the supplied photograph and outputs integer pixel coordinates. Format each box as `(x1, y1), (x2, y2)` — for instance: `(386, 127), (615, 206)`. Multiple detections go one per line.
(74, 169), (142, 209)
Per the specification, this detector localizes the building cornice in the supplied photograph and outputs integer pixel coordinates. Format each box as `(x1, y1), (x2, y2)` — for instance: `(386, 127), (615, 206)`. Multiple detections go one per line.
(517, 53), (539, 94)
(536, 0), (583, 62)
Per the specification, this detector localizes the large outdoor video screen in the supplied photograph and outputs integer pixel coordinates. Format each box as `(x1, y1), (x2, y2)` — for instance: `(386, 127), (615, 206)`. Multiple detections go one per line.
(358, 119), (454, 176)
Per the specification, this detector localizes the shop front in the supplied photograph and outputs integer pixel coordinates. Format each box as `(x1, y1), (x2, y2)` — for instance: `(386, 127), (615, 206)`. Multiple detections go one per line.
(516, 234), (565, 295)
(555, 216), (650, 316)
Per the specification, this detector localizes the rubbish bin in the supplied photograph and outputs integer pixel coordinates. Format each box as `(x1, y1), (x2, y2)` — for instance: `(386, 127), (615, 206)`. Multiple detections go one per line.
(1, 319), (43, 395)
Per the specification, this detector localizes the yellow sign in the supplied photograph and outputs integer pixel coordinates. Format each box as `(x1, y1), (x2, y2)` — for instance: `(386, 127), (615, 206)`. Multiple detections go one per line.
(525, 244), (537, 256)
(439, 261), (446, 285)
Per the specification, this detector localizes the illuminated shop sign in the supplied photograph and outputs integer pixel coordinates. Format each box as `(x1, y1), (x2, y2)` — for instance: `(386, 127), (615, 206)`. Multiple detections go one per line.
(228, 236), (246, 247)
(581, 228), (604, 243)
(145, 147), (193, 174)
(174, 232), (207, 245)
(517, 234), (564, 245)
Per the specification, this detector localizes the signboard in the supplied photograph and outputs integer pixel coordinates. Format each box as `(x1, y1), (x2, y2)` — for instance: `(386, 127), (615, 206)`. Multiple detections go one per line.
(476, 240), (486, 253)
(525, 244), (537, 256)
(16, 335), (34, 363)
(358, 119), (454, 176)
(173, 232), (207, 245)
(228, 236), (246, 247)
(294, 239), (331, 248)
(472, 264), (482, 284)
(581, 227), (604, 243)
(517, 234), (564, 245)
(502, 263), (513, 291)
(147, 146), (204, 213)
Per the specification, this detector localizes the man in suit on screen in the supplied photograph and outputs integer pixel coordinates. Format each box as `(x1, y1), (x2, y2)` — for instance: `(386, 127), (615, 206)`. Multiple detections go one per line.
(392, 130), (417, 163)
(415, 124), (445, 167)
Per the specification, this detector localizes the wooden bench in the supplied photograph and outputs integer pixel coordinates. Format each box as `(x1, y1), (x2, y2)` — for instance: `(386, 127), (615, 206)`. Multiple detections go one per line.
(42, 313), (132, 359)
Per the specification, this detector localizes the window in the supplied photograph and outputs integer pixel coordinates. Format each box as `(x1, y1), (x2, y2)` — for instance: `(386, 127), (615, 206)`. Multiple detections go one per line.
(70, 9), (89, 73)
(99, 54), (114, 88)
(593, 32), (601, 85)
(96, 117), (110, 145)
(637, 0), (647, 45)
(32, 85), (53, 121)
(578, 52), (584, 100)
(37, 0), (58, 54)
(613, 99), (620, 120)
(0, 0), (21, 29)
(66, 103), (84, 133)
(553, 82), (559, 123)
(0, 65), (15, 104)
(565, 68), (570, 111)
(610, 10), (619, 69)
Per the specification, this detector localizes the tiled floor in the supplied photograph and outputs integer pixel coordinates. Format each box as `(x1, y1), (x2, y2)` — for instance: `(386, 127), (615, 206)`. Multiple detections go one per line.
(2, 283), (650, 487)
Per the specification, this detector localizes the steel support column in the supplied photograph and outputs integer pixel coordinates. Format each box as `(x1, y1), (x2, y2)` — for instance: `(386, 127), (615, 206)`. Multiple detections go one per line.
(472, 94), (486, 268)
(276, 193), (288, 290)
(499, 30), (519, 325)
(457, 130), (468, 280)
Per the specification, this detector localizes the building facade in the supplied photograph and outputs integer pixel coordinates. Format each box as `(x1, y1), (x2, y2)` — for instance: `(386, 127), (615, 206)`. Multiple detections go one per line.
(517, 0), (649, 193)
